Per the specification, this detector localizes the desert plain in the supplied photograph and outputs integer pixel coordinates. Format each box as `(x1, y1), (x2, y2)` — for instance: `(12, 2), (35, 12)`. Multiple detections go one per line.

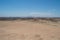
(0, 19), (60, 40)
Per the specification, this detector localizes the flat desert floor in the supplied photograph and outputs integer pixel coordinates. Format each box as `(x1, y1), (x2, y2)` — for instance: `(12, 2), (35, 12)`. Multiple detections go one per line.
(0, 20), (60, 40)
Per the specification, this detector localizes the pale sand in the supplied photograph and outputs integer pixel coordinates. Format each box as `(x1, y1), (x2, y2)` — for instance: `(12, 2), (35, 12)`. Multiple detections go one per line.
(0, 20), (60, 40)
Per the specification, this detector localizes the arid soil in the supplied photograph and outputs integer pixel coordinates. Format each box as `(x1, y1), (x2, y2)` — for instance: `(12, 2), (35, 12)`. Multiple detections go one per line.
(0, 20), (60, 40)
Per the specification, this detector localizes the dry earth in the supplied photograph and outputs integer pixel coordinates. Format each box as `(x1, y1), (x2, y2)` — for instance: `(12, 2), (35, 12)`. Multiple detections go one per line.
(0, 20), (60, 40)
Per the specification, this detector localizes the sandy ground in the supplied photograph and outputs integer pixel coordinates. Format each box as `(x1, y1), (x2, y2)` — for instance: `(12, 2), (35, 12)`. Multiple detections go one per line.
(0, 20), (60, 40)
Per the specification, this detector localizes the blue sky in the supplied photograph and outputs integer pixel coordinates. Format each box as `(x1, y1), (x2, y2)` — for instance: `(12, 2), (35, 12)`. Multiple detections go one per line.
(0, 0), (60, 17)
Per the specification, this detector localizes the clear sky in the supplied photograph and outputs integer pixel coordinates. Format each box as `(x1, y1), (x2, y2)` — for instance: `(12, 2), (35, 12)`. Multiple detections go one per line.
(0, 0), (60, 17)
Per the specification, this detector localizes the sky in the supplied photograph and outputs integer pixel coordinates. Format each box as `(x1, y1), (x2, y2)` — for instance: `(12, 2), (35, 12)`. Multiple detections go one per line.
(0, 0), (60, 17)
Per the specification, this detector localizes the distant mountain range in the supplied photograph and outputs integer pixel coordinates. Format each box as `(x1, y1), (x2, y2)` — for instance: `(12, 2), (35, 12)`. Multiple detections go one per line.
(0, 17), (60, 22)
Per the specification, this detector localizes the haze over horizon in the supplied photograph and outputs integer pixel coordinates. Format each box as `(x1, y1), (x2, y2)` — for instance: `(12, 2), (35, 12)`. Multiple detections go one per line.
(0, 0), (60, 17)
